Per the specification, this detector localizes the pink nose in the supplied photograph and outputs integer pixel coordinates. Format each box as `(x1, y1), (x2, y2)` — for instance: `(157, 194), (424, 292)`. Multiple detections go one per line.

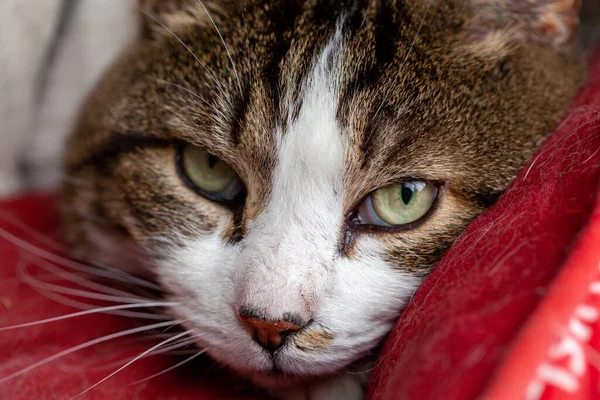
(239, 313), (304, 353)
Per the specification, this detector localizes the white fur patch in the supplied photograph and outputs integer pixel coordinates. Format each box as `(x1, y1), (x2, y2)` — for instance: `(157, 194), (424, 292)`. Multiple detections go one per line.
(234, 34), (347, 322)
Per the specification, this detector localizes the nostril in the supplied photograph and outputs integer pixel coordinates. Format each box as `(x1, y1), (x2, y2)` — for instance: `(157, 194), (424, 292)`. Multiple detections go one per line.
(238, 309), (306, 353)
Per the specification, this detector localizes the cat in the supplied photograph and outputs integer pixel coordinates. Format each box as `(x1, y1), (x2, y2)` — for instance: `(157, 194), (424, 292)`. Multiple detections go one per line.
(2, 0), (593, 398)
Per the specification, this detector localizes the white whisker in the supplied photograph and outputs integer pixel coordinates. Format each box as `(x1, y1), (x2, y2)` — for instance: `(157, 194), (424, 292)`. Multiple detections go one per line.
(0, 320), (183, 385)
(162, 349), (201, 355)
(162, 336), (196, 349)
(0, 302), (175, 331)
(0, 226), (161, 290)
(141, 9), (229, 101)
(0, 210), (64, 251)
(197, 0), (243, 96)
(147, 337), (196, 353)
(21, 252), (146, 299)
(26, 283), (168, 320)
(128, 349), (207, 386)
(91, 338), (199, 372)
(156, 79), (229, 120)
(18, 262), (149, 304)
(70, 330), (192, 399)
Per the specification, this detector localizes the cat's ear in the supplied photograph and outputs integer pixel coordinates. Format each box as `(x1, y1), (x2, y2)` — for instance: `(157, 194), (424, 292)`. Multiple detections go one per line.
(467, 0), (581, 49)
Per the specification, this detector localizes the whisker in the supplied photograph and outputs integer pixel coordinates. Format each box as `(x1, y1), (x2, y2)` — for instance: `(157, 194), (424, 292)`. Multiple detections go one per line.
(91, 338), (199, 372)
(0, 210), (65, 251)
(0, 320), (183, 385)
(0, 302), (175, 332)
(0, 215), (160, 292)
(70, 330), (192, 399)
(162, 319), (186, 333)
(17, 261), (163, 320)
(3, 269), (78, 286)
(0, 206), (108, 258)
(156, 79), (229, 120)
(103, 332), (181, 350)
(162, 336), (197, 349)
(18, 262), (149, 304)
(162, 349), (201, 355)
(147, 337), (197, 353)
(197, 0), (243, 96)
(21, 252), (146, 299)
(128, 349), (207, 386)
(25, 283), (169, 320)
(140, 9), (229, 101)
(0, 226), (161, 290)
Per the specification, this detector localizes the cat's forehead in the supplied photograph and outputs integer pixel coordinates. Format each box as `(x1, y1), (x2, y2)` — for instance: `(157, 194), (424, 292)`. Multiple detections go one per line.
(152, 3), (466, 165)
(145, 1), (496, 194)
(83, 0), (580, 211)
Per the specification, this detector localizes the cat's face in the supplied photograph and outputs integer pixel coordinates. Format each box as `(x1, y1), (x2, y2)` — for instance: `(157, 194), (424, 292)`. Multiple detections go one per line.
(62, 0), (584, 386)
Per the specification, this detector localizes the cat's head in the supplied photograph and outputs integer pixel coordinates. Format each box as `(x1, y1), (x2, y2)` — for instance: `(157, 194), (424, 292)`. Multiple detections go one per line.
(62, 0), (585, 386)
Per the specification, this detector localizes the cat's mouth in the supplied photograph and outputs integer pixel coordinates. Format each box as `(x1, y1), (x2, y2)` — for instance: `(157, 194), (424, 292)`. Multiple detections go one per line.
(242, 338), (348, 389)
(233, 340), (329, 388)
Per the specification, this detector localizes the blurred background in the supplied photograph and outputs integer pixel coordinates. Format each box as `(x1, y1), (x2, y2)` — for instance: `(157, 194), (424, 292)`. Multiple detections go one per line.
(0, 0), (599, 199)
(0, 0), (136, 197)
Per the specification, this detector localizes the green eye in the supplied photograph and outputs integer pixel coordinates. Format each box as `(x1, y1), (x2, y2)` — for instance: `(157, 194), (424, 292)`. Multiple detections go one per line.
(179, 144), (243, 201)
(356, 181), (438, 228)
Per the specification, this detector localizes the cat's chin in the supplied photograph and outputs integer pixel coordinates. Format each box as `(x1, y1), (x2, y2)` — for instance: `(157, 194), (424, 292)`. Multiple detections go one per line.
(249, 371), (307, 389)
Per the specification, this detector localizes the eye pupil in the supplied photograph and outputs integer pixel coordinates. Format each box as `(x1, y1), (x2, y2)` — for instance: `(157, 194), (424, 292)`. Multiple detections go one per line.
(400, 184), (414, 205)
(208, 154), (219, 169)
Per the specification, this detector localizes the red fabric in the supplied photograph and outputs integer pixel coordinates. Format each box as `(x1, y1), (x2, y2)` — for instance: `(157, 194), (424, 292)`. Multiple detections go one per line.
(486, 190), (600, 399)
(0, 51), (599, 400)
(368, 49), (600, 400)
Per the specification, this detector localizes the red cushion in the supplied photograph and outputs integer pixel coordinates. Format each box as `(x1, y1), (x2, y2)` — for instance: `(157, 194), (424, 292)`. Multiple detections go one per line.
(1, 51), (599, 400)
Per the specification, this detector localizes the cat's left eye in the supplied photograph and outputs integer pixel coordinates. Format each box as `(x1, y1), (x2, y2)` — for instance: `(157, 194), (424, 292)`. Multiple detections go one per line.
(177, 144), (244, 202)
(353, 181), (438, 229)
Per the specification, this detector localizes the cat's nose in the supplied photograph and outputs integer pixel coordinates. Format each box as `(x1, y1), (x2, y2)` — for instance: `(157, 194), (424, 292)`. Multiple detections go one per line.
(239, 310), (305, 353)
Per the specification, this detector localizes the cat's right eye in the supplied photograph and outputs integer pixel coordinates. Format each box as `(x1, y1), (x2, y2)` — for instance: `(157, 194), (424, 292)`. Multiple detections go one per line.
(177, 144), (244, 202)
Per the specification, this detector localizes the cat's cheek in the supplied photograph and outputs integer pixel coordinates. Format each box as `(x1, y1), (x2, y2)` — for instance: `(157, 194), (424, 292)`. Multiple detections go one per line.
(271, 237), (422, 376)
